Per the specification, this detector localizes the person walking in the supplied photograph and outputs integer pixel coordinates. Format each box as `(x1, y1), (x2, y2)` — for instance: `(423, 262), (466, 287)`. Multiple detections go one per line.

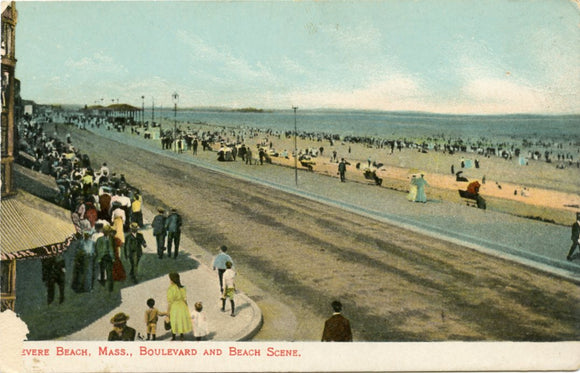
(152, 207), (167, 259)
(144, 298), (167, 341)
(167, 272), (192, 341)
(407, 175), (418, 202)
(413, 174), (429, 203)
(321, 300), (352, 342)
(221, 261), (236, 317)
(567, 212), (580, 261)
(41, 254), (66, 305)
(212, 245), (233, 293)
(131, 190), (143, 228)
(165, 208), (182, 259)
(190, 302), (209, 341)
(124, 222), (146, 283)
(95, 225), (115, 292)
(338, 158), (350, 182)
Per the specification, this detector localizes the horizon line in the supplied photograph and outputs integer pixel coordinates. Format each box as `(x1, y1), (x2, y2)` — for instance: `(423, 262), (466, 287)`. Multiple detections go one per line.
(30, 102), (580, 117)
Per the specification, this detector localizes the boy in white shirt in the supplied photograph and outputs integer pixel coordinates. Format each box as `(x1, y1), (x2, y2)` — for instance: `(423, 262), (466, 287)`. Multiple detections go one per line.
(221, 261), (236, 317)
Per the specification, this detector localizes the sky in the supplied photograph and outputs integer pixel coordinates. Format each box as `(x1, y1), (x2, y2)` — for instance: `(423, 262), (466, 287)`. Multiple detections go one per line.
(13, 0), (580, 114)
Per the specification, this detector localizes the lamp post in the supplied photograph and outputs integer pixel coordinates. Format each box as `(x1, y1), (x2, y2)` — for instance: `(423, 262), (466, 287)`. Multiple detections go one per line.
(292, 106), (298, 186)
(172, 92), (179, 152)
(141, 95), (145, 126)
(151, 97), (155, 128)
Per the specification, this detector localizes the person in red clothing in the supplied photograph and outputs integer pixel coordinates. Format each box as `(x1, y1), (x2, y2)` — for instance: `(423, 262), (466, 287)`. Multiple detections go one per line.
(321, 300), (352, 342)
(466, 180), (481, 196)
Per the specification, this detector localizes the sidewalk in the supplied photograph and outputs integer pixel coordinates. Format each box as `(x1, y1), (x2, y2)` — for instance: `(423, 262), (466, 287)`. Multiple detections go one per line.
(63, 208), (263, 341)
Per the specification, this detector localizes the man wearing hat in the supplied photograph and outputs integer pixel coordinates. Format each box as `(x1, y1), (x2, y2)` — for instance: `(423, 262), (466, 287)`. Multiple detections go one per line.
(152, 207), (167, 259)
(124, 222), (146, 283)
(96, 225), (115, 292)
(567, 212), (580, 261)
(108, 312), (136, 341)
(165, 208), (182, 259)
(321, 300), (353, 342)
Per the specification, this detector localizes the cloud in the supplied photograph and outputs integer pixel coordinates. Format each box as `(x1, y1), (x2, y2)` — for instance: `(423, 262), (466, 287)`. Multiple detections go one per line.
(176, 30), (278, 86)
(284, 73), (424, 110)
(64, 52), (127, 74)
(449, 36), (580, 114)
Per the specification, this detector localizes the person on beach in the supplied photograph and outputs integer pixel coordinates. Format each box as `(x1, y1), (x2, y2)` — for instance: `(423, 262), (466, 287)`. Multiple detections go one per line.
(213, 245), (234, 293)
(246, 147), (253, 165)
(412, 174), (429, 203)
(152, 207), (167, 259)
(167, 272), (192, 341)
(407, 175), (418, 202)
(124, 222), (146, 283)
(145, 298), (167, 341)
(321, 300), (352, 342)
(165, 208), (182, 259)
(108, 312), (136, 341)
(191, 301), (209, 341)
(221, 261), (236, 317)
(338, 158), (350, 182)
(566, 212), (580, 261)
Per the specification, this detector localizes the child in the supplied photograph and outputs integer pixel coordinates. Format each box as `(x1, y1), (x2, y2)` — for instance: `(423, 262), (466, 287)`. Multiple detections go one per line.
(145, 298), (167, 341)
(221, 261), (236, 317)
(190, 302), (209, 341)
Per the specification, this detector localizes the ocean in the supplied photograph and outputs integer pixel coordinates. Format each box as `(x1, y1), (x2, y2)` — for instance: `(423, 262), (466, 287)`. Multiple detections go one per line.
(150, 109), (580, 144)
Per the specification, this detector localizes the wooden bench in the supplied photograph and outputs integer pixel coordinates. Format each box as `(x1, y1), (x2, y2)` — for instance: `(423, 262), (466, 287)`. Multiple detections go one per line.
(363, 169), (383, 186)
(458, 189), (478, 207)
(300, 160), (315, 171)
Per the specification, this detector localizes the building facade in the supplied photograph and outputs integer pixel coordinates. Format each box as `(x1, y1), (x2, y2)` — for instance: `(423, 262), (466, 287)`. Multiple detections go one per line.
(1, 1), (17, 198)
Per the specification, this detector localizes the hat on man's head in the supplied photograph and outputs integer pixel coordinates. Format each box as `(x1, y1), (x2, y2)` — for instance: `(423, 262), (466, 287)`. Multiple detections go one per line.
(130, 222), (139, 231)
(110, 312), (129, 325)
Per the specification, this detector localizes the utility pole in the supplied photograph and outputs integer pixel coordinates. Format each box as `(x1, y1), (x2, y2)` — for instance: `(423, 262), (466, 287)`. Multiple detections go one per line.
(293, 106), (298, 186)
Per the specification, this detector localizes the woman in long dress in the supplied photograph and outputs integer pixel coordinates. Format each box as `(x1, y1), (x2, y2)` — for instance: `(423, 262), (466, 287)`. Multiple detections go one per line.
(407, 175), (418, 201)
(167, 272), (192, 341)
(111, 215), (126, 282)
(414, 174), (429, 203)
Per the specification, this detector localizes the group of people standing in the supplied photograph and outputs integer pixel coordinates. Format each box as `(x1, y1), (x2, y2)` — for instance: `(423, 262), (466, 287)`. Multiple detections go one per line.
(27, 119), (148, 303)
(107, 272), (209, 342)
(151, 207), (183, 259)
(407, 174), (429, 203)
(107, 257), (237, 342)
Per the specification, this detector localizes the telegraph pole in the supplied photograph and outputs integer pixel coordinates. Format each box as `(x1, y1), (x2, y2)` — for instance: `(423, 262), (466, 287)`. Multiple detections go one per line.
(293, 106), (298, 186)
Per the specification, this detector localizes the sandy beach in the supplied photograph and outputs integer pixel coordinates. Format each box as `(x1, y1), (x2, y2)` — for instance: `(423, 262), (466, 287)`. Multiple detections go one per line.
(39, 120), (579, 342)
(155, 118), (580, 226)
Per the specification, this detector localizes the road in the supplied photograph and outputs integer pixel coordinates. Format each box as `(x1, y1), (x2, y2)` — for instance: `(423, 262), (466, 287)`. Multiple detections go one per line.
(65, 124), (579, 341)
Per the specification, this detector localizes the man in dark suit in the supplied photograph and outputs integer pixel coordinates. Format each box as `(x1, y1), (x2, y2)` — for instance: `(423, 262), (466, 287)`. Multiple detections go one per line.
(321, 300), (352, 342)
(567, 212), (580, 261)
(108, 312), (136, 341)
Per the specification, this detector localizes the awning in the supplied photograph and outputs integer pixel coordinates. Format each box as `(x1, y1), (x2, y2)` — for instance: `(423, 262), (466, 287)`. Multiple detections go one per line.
(1, 191), (76, 261)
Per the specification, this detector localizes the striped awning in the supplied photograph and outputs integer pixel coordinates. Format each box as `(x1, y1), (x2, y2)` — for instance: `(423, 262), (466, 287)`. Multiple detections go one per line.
(1, 191), (76, 260)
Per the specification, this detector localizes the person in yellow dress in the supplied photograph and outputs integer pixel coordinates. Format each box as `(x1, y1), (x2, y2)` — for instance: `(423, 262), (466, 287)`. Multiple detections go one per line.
(167, 272), (192, 341)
